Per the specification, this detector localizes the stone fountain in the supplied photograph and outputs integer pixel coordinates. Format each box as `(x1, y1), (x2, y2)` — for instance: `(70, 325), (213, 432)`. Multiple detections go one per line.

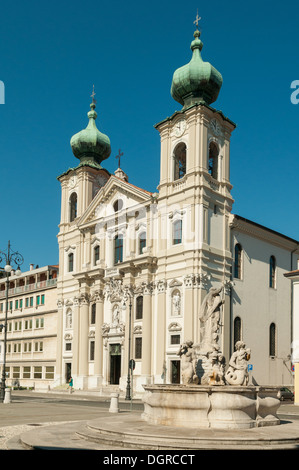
(142, 287), (281, 430)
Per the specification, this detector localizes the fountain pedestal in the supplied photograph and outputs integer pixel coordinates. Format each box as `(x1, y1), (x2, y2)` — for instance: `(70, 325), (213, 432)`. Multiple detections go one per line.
(142, 385), (280, 430)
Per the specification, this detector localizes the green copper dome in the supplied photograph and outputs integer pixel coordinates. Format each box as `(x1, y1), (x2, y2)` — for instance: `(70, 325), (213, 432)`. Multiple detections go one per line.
(70, 101), (111, 165)
(171, 29), (223, 108)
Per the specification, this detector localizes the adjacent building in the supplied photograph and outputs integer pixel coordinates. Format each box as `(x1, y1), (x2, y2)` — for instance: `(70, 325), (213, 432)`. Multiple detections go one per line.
(0, 264), (58, 389)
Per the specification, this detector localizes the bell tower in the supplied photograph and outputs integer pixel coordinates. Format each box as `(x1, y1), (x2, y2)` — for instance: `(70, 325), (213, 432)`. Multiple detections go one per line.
(57, 90), (111, 227)
(155, 18), (236, 359)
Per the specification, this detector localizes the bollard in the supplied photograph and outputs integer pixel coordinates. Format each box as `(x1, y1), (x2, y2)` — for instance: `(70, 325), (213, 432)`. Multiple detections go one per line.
(109, 392), (119, 413)
(4, 388), (11, 404)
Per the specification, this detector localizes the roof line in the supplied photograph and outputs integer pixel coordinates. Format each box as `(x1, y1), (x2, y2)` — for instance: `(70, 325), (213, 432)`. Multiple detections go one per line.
(233, 214), (299, 245)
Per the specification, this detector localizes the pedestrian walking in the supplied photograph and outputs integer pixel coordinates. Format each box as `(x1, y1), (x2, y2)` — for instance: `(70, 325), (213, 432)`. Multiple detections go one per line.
(68, 376), (73, 393)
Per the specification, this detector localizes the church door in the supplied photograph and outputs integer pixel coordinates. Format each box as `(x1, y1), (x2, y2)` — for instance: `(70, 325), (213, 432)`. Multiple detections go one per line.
(110, 344), (121, 385)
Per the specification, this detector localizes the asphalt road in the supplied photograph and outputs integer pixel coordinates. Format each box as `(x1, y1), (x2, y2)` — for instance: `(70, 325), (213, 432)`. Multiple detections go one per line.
(0, 391), (144, 428)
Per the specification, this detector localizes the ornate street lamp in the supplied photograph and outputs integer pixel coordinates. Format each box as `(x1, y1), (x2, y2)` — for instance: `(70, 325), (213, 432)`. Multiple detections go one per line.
(0, 241), (24, 401)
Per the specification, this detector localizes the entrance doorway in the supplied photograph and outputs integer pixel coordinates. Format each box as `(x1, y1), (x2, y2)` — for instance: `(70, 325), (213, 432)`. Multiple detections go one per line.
(170, 360), (180, 384)
(65, 363), (72, 383)
(110, 344), (121, 385)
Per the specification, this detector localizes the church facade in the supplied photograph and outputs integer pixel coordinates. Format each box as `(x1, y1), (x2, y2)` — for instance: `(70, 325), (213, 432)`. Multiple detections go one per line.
(55, 25), (298, 394)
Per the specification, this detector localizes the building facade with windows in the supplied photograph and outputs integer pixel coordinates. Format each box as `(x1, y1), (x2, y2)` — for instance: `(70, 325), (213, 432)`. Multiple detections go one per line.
(54, 25), (298, 394)
(0, 265), (58, 389)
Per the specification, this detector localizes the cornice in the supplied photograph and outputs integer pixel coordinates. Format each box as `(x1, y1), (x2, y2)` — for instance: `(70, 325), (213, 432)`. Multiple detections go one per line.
(231, 214), (299, 251)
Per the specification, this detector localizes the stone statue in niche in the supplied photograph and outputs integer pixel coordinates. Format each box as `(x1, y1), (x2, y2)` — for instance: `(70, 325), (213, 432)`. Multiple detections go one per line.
(178, 340), (198, 385)
(172, 290), (181, 316)
(199, 286), (224, 352)
(112, 305), (120, 325)
(225, 341), (251, 385)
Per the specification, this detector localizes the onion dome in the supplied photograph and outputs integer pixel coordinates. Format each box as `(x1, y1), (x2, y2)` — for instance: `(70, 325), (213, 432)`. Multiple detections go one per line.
(171, 28), (223, 108)
(70, 99), (111, 165)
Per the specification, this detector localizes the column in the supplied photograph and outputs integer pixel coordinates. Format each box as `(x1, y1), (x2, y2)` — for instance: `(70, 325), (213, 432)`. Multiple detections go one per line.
(155, 280), (167, 382)
(78, 293), (89, 387)
(141, 284), (152, 378)
(55, 299), (64, 385)
(94, 290), (104, 385)
(72, 297), (80, 377)
(183, 275), (194, 342)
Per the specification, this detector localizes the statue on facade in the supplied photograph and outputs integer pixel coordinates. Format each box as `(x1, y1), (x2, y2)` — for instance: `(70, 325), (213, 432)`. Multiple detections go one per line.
(178, 340), (198, 385)
(225, 341), (251, 385)
(199, 286), (224, 353)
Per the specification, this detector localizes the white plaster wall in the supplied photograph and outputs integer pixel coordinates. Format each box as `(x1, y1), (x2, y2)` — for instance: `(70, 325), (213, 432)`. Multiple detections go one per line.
(232, 231), (293, 386)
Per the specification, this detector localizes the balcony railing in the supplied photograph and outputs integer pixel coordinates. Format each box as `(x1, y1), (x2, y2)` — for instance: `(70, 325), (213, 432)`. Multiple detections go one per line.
(0, 278), (57, 298)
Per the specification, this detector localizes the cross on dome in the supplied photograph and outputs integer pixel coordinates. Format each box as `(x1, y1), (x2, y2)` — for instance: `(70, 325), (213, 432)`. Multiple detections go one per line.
(193, 10), (201, 30)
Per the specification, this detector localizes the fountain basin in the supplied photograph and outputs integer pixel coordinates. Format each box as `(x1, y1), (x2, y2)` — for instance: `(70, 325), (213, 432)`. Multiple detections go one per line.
(142, 385), (280, 429)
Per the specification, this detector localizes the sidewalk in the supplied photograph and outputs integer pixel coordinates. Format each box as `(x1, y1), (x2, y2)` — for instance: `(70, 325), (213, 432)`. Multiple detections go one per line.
(1, 390), (299, 451)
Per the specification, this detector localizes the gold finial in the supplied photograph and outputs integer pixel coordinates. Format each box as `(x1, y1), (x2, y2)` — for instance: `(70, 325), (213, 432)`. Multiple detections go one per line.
(193, 10), (201, 30)
(91, 84), (96, 104)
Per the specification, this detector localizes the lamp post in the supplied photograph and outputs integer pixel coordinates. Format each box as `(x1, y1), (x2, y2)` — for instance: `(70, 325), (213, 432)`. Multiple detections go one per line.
(122, 287), (133, 401)
(0, 241), (23, 401)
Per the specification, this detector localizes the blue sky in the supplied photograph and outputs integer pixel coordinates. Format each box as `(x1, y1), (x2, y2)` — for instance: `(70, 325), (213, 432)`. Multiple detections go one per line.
(0, 0), (298, 269)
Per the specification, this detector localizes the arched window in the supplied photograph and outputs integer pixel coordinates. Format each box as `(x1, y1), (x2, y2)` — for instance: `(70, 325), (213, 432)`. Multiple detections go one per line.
(94, 245), (100, 265)
(136, 296), (143, 320)
(91, 303), (96, 324)
(66, 308), (72, 329)
(69, 193), (77, 222)
(173, 142), (186, 180)
(113, 199), (123, 212)
(139, 232), (146, 254)
(269, 256), (276, 288)
(208, 142), (219, 180)
(233, 316), (242, 345)
(114, 234), (123, 264)
(173, 220), (182, 245)
(234, 243), (242, 279)
(269, 322), (276, 356)
(68, 253), (74, 272)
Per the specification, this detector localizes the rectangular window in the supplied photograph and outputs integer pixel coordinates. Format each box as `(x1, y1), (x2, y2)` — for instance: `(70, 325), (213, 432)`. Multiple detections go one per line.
(94, 245), (100, 265)
(45, 366), (54, 379)
(15, 300), (18, 309)
(135, 337), (142, 360)
(9, 301), (13, 310)
(19, 299), (23, 309)
(13, 366), (20, 379)
(114, 235), (123, 264)
(65, 342), (72, 351)
(23, 366), (31, 379)
(173, 220), (182, 245)
(90, 340), (95, 361)
(136, 296), (143, 320)
(36, 295), (40, 306)
(41, 294), (45, 305)
(30, 297), (33, 307)
(25, 298), (29, 308)
(34, 366), (42, 379)
(0, 303), (3, 312)
(170, 334), (181, 345)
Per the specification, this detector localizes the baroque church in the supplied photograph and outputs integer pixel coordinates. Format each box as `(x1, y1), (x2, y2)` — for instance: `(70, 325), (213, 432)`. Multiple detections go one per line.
(55, 23), (299, 394)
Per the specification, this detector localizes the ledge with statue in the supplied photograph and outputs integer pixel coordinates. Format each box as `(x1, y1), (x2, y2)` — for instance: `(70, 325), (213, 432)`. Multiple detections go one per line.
(142, 287), (281, 430)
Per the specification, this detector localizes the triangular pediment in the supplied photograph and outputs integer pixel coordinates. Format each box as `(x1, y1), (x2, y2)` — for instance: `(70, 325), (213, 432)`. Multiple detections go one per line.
(78, 175), (153, 227)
